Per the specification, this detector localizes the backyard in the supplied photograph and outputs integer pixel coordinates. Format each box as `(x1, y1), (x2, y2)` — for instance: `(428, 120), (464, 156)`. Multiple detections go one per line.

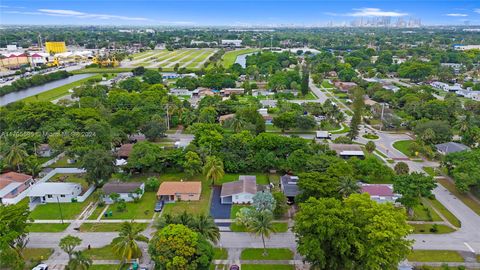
(102, 192), (156, 220)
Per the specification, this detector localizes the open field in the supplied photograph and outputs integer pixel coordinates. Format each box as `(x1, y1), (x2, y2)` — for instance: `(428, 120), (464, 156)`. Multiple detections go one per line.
(124, 48), (217, 69)
(222, 48), (259, 67)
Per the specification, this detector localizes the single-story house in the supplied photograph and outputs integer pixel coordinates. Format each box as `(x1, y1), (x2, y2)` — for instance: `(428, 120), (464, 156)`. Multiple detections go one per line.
(102, 182), (145, 204)
(329, 144), (365, 159)
(334, 81), (358, 92)
(221, 88), (244, 97)
(117, 144), (133, 159)
(260, 99), (277, 108)
(157, 181), (201, 202)
(219, 113), (235, 123)
(435, 142), (471, 155)
(37, 144), (52, 158)
(315, 131), (331, 139)
(280, 174), (300, 202)
(29, 183), (82, 203)
(0, 172), (34, 204)
(220, 175), (257, 204)
(170, 88), (192, 97)
(360, 184), (401, 204)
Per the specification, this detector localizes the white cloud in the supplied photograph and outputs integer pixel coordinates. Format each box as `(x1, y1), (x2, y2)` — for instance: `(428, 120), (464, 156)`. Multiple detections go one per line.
(36, 9), (149, 21)
(475, 9), (480, 14)
(347, 8), (407, 17)
(446, 13), (468, 17)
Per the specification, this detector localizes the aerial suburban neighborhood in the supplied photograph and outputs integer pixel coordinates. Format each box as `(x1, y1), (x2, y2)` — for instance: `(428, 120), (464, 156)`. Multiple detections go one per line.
(1, 1), (480, 270)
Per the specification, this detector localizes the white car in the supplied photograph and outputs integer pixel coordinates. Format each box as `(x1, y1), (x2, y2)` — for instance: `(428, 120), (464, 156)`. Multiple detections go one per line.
(32, 263), (48, 270)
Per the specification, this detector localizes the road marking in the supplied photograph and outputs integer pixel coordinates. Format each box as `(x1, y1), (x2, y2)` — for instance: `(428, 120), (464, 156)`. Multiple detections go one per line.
(464, 242), (475, 253)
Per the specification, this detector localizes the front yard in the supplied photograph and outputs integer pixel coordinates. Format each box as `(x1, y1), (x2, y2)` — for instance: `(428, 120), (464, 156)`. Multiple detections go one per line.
(82, 244), (120, 260)
(240, 248), (294, 260)
(29, 197), (93, 220)
(102, 192), (156, 220)
(79, 222), (148, 232)
(407, 250), (464, 262)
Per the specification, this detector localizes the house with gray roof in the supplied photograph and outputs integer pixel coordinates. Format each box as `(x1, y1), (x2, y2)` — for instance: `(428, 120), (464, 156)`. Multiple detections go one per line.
(220, 175), (257, 204)
(435, 142), (470, 155)
(102, 182), (145, 204)
(280, 174), (300, 203)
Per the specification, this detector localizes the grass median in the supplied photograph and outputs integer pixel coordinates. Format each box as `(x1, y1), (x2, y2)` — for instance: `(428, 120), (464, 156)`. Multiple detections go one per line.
(240, 248), (294, 260)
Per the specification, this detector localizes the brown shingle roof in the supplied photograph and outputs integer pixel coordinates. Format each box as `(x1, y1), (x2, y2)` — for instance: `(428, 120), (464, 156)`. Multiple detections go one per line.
(103, 182), (143, 195)
(117, 144), (133, 158)
(220, 176), (257, 197)
(0, 172), (33, 189)
(157, 181), (202, 196)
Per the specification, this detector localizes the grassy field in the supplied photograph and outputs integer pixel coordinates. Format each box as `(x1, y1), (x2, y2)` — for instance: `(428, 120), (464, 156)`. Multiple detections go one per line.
(240, 265), (294, 270)
(437, 178), (480, 216)
(410, 223), (455, 234)
(102, 192), (156, 220)
(407, 250), (464, 262)
(83, 244), (120, 260)
(213, 248), (228, 260)
(28, 222), (70, 232)
(393, 140), (415, 157)
(129, 48), (215, 69)
(79, 222), (148, 232)
(22, 74), (102, 102)
(222, 48), (259, 67)
(240, 248), (294, 260)
(29, 197), (93, 220)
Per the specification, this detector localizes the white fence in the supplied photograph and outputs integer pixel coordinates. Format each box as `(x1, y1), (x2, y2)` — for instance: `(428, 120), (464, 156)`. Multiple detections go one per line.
(2, 167), (93, 205)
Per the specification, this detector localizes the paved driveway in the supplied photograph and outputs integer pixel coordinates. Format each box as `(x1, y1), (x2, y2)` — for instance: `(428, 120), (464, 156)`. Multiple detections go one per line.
(210, 186), (231, 219)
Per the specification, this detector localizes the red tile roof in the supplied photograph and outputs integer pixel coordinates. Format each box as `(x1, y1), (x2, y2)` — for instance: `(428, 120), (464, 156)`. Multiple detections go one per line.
(361, 184), (394, 197)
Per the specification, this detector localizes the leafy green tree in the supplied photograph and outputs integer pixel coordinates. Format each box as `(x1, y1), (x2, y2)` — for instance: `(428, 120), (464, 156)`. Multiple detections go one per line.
(132, 66), (146, 76)
(272, 192), (288, 218)
(24, 155), (42, 178)
(141, 115), (166, 141)
(66, 251), (92, 270)
(348, 88), (364, 140)
(203, 156), (225, 186)
(398, 61), (433, 82)
(145, 177), (160, 192)
(273, 111), (297, 132)
(365, 141), (376, 153)
(81, 149), (115, 186)
(127, 142), (162, 172)
(393, 172), (437, 216)
(394, 162), (410, 175)
(301, 67), (310, 96)
(184, 151), (203, 177)
(142, 70), (163, 84)
(297, 172), (341, 202)
(294, 194), (412, 270)
(0, 203), (31, 270)
(198, 106), (218, 124)
(59, 235), (82, 260)
(252, 191), (276, 212)
(111, 221), (149, 261)
(443, 149), (480, 192)
(148, 224), (213, 270)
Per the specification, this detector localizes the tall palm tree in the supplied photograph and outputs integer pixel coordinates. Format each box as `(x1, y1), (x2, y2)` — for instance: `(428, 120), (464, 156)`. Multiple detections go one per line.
(192, 214), (220, 244)
(66, 251), (92, 270)
(225, 117), (247, 133)
(338, 176), (360, 198)
(203, 156), (225, 186)
(248, 211), (276, 256)
(3, 141), (28, 172)
(25, 156), (42, 178)
(111, 221), (149, 262)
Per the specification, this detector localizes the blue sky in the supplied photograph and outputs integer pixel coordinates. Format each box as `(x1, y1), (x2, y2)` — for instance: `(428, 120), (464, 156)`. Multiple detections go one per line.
(1, 0), (479, 26)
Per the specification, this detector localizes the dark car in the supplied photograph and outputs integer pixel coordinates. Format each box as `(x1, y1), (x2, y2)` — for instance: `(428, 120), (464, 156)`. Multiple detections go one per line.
(154, 200), (164, 212)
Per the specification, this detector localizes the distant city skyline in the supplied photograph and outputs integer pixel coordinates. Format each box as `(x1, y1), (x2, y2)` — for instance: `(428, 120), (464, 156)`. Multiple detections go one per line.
(0, 0), (479, 26)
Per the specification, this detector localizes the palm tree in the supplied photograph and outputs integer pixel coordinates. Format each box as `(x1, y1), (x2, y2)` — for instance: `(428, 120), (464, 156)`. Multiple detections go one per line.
(247, 211), (276, 256)
(192, 214), (220, 244)
(203, 156), (225, 186)
(225, 117), (247, 133)
(338, 176), (360, 198)
(3, 141), (28, 172)
(66, 251), (92, 270)
(25, 156), (42, 178)
(111, 221), (149, 262)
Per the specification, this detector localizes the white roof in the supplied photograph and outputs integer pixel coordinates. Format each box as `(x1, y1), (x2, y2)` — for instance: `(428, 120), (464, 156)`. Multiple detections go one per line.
(316, 131), (330, 137)
(29, 183), (81, 196)
(340, 150), (364, 156)
(116, 159), (128, 166)
(0, 182), (22, 197)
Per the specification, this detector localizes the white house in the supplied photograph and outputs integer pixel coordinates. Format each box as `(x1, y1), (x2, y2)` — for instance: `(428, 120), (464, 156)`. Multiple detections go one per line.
(170, 88), (192, 97)
(102, 182), (145, 204)
(29, 183), (82, 203)
(37, 144), (52, 158)
(220, 176), (257, 204)
(221, 40), (242, 47)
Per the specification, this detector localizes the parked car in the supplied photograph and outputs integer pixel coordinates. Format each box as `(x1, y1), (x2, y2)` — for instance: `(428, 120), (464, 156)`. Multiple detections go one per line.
(229, 265), (240, 270)
(32, 264), (48, 270)
(154, 200), (164, 212)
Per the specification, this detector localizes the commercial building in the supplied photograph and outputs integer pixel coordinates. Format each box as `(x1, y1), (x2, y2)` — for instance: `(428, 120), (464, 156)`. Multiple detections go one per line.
(221, 40), (243, 47)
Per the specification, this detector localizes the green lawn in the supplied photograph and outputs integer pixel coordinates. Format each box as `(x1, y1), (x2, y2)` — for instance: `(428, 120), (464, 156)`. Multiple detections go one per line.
(28, 223), (70, 232)
(330, 123), (351, 134)
(437, 178), (480, 216)
(23, 74), (102, 102)
(427, 198), (461, 228)
(48, 156), (78, 168)
(29, 197), (93, 220)
(410, 223), (455, 234)
(241, 265), (294, 270)
(231, 222), (289, 233)
(411, 203), (442, 222)
(222, 48), (259, 67)
(213, 248), (228, 260)
(240, 248), (294, 260)
(49, 173), (89, 190)
(362, 134), (379, 140)
(407, 250), (464, 262)
(393, 140), (415, 157)
(218, 173), (269, 185)
(103, 192), (156, 220)
(83, 244), (120, 260)
(23, 248), (53, 261)
(88, 205), (107, 220)
(423, 167), (438, 177)
(321, 80), (334, 88)
(80, 222), (147, 232)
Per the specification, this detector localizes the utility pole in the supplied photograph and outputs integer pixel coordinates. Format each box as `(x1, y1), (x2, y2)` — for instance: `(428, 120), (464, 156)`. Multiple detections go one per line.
(57, 196), (64, 224)
(165, 103), (170, 130)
